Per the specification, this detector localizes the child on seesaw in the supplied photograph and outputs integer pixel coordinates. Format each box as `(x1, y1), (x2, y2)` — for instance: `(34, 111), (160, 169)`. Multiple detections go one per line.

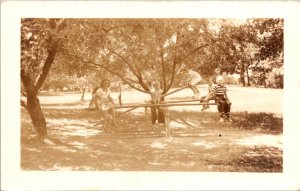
(204, 76), (232, 122)
(95, 79), (116, 131)
(183, 69), (202, 99)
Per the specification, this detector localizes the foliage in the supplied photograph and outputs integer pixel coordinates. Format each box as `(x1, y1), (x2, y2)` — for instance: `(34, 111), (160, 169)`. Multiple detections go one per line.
(29, 18), (284, 94)
(21, 19), (50, 79)
(21, 18), (67, 139)
(249, 18), (284, 88)
(52, 19), (221, 94)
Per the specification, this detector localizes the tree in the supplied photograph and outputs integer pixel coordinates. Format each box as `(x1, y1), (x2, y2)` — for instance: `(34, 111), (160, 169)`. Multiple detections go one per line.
(53, 18), (220, 123)
(23, 18), (283, 140)
(21, 18), (66, 140)
(210, 19), (259, 86)
(55, 19), (220, 96)
(250, 18), (284, 88)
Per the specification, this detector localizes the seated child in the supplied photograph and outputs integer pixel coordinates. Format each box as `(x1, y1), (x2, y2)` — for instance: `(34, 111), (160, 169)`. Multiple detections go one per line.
(205, 76), (232, 122)
(186, 69), (202, 99)
(95, 79), (116, 131)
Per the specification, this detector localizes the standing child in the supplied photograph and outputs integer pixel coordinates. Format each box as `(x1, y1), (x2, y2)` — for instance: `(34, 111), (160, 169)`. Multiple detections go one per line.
(95, 79), (116, 131)
(149, 81), (164, 125)
(205, 76), (232, 122)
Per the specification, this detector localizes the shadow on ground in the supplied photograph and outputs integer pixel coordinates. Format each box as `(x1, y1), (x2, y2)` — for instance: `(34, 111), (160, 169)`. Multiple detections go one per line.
(21, 105), (283, 172)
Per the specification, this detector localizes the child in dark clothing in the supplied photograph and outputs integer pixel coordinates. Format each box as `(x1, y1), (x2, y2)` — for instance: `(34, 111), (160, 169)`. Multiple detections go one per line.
(205, 76), (232, 122)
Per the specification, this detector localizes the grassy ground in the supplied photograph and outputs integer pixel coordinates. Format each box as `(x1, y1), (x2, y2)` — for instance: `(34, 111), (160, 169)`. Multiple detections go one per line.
(21, 86), (283, 172)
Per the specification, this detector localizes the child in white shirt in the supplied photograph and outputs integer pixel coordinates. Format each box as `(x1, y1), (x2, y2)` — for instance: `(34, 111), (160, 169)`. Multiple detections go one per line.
(95, 79), (116, 131)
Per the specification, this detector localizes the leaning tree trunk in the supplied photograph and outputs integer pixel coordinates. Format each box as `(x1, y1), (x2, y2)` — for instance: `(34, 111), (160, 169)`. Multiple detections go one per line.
(21, 73), (48, 141)
(21, 38), (61, 141)
(26, 93), (47, 140)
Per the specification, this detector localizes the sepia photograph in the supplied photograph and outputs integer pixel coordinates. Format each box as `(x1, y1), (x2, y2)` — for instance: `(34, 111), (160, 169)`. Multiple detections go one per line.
(20, 18), (284, 172)
(1, 1), (300, 190)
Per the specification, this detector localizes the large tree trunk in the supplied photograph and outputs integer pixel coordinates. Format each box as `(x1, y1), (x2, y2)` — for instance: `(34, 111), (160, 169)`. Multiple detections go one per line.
(21, 38), (61, 141)
(158, 97), (165, 124)
(150, 94), (165, 124)
(263, 71), (267, 88)
(21, 73), (48, 141)
(246, 66), (251, 86)
(240, 66), (246, 87)
(26, 93), (47, 141)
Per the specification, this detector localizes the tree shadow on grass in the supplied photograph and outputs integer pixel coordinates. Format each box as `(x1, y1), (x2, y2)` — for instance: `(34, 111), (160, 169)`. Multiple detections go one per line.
(41, 106), (283, 137)
(44, 108), (100, 121)
(221, 146), (283, 172)
(169, 110), (282, 135)
(231, 112), (283, 134)
(21, 106), (283, 171)
(42, 102), (86, 107)
(39, 91), (82, 96)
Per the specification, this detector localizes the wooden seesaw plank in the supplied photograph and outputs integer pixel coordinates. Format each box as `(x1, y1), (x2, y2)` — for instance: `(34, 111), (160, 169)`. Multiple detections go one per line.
(114, 102), (218, 109)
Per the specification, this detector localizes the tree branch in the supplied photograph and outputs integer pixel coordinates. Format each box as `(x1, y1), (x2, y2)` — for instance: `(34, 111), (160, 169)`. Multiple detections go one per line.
(108, 49), (141, 78)
(165, 59), (177, 93)
(21, 89), (27, 97)
(62, 51), (148, 93)
(34, 38), (61, 91)
(91, 62), (148, 93)
(21, 99), (27, 109)
(165, 33), (179, 93)
(160, 49), (167, 93)
(108, 49), (150, 91)
(162, 84), (190, 98)
(176, 43), (211, 64)
(165, 42), (213, 93)
(38, 84), (51, 94)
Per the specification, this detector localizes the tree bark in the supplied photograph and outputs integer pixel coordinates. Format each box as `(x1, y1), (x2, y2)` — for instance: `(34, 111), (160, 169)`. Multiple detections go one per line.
(263, 70), (267, 88)
(21, 38), (60, 140)
(21, 72), (48, 140)
(34, 39), (61, 90)
(240, 65), (246, 87)
(26, 94), (47, 140)
(150, 97), (165, 124)
(246, 66), (251, 86)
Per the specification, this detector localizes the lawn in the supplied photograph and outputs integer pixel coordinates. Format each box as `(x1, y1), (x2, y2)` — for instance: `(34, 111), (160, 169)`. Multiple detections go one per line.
(21, 86), (283, 172)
